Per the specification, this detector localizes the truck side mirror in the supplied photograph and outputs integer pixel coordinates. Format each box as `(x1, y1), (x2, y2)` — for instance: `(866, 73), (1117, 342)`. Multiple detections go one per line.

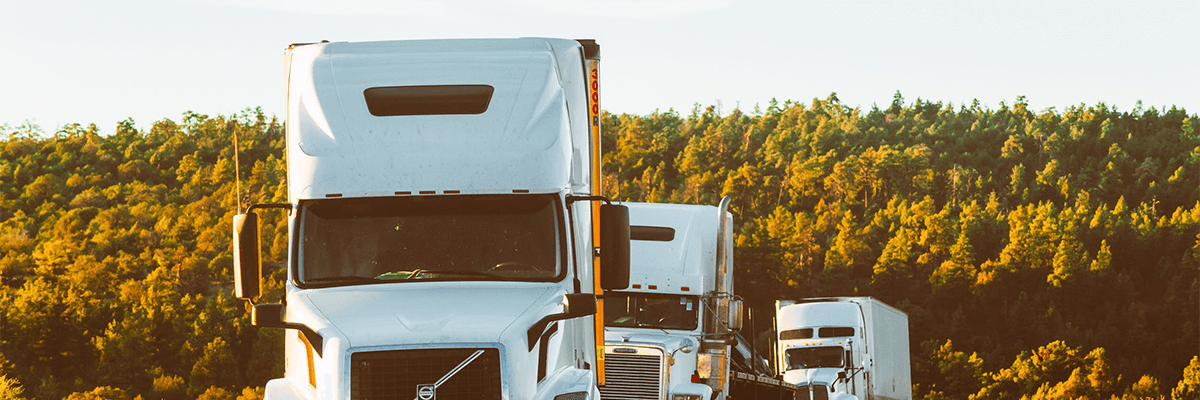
(729, 299), (744, 331)
(564, 292), (598, 317)
(233, 212), (261, 300)
(599, 204), (630, 290)
(251, 302), (284, 326)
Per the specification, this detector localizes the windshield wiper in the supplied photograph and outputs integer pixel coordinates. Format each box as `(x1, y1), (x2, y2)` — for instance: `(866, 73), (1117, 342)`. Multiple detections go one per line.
(303, 276), (379, 284)
(375, 269), (429, 280)
(374, 269), (506, 281)
(418, 270), (505, 280)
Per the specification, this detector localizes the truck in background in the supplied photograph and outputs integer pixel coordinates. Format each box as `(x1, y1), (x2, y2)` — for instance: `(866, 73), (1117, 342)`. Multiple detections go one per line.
(232, 38), (631, 400)
(775, 298), (910, 400)
(600, 198), (796, 400)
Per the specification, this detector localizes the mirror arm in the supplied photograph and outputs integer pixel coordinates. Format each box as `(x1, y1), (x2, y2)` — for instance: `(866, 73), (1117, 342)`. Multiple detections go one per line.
(246, 203), (293, 214)
(282, 323), (323, 357)
(527, 294), (597, 351)
(565, 194), (612, 205)
(527, 313), (571, 352)
(252, 320), (324, 357)
(252, 304), (323, 356)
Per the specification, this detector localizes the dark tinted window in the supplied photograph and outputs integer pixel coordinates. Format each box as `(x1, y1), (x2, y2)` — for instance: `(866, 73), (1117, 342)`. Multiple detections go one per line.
(604, 292), (699, 331)
(818, 327), (855, 338)
(780, 328), (814, 340)
(364, 85), (494, 116)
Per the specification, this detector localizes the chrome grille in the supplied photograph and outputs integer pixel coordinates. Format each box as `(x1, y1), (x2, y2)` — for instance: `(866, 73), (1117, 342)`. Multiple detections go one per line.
(796, 385), (829, 400)
(350, 347), (501, 400)
(599, 348), (664, 400)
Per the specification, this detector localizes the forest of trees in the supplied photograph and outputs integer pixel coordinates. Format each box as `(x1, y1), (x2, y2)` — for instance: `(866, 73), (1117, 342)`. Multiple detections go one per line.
(0, 94), (1197, 400)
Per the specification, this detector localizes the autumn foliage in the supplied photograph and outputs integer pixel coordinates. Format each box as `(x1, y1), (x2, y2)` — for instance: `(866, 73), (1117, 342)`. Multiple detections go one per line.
(0, 94), (1197, 399)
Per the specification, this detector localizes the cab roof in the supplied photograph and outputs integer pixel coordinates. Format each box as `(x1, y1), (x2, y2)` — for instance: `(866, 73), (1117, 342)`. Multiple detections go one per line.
(285, 38), (589, 199)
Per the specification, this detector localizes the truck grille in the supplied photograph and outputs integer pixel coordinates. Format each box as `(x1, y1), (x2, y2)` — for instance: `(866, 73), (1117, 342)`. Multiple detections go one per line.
(796, 385), (829, 400)
(350, 347), (501, 400)
(599, 348), (664, 400)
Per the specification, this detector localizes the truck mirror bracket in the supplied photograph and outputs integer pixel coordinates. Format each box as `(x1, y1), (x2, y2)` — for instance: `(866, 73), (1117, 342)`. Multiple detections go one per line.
(564, 194), (612, 205)
(253, 303), (324, 357)
(527, 293), (597, 351)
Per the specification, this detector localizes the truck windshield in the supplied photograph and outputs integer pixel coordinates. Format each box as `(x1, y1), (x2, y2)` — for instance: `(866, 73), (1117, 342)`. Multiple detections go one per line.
(603, 292), (699, 331)
(297, 194), (562, 286)
(785, 346), (844, 370)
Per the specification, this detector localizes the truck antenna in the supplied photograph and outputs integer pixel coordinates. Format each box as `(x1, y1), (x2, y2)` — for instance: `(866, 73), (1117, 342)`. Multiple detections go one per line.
(232, 121), (243, 213)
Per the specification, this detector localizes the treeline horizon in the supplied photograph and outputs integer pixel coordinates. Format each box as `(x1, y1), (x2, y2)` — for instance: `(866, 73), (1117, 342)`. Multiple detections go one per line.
(0, 94), (1197, 400)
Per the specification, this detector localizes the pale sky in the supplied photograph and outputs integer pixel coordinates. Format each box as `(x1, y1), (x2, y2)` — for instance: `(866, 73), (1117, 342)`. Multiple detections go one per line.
(2, 0), (1197, 134)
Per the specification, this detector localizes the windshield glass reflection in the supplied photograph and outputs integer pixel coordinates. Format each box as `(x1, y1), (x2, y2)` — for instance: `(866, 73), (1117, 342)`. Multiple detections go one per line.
(785, 346), (844, 370)
(604, 292), (699, 331)
(298, 194), (562, 286)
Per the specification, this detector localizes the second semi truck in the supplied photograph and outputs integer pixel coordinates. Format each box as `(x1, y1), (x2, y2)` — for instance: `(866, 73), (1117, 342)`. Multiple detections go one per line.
(600, 198), (796, 400)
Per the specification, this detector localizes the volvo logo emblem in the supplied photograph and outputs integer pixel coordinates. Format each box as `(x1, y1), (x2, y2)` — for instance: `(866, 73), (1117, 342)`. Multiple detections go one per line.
(411, 350), (485, 400)
(417, 384), (435, 400)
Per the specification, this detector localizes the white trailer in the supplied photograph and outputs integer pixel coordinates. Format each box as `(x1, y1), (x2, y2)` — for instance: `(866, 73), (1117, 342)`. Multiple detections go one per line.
(231, 38), (632, 400)
(775, 297), (910, 400)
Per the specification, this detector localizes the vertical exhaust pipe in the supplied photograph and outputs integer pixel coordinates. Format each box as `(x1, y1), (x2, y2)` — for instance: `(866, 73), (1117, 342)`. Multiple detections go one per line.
(715, 195), (731, 293)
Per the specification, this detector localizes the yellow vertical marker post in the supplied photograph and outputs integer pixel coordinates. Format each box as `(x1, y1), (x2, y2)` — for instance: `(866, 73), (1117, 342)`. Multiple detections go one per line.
(585, 50), (605, 386)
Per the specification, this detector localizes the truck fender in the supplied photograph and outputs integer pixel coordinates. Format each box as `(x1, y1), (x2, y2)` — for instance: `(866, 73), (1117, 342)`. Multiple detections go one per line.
(532, 367), (599, 400)
(263, 378), (312, 400)
(669, 382), (714, 400)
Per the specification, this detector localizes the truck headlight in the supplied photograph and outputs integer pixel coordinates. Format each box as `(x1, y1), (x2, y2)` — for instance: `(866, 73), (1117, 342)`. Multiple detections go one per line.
(673, 395), (703, 400)
(554, 391), (588, 400)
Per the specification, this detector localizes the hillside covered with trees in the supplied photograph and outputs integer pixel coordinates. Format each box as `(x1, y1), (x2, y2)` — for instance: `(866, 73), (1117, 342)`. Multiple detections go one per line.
(0, 95), (1197, 400)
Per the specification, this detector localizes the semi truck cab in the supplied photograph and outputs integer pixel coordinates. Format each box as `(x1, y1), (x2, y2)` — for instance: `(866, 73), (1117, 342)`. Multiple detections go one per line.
(599, 198), (743, 400)
(231, 38), (631, 400)
(777, 301), (862, 400)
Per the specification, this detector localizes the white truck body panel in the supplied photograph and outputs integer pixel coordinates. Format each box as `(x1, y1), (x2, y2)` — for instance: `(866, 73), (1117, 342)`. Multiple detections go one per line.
(627, 202), (725, 296)
(301, 282), (561, 347)
(776, 297), (911, 400)
(859, 299), (910, 400)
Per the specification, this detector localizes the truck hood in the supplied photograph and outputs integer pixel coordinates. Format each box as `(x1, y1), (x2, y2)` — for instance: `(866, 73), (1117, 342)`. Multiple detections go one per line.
(301, 282), (563, 348)
(604, 329), (698, 352)
(784, 368), (839, 387)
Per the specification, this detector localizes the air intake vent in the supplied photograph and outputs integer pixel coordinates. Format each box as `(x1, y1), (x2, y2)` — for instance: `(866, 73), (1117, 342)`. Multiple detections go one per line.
(599, 349), (664, 400)
(350, 347), (501, 400)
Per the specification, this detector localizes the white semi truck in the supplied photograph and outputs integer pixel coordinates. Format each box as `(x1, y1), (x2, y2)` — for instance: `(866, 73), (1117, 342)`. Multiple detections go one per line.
(600, 198), (796, 400)
(775, 298), (910, 400)
(232, 38), (632, 400)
